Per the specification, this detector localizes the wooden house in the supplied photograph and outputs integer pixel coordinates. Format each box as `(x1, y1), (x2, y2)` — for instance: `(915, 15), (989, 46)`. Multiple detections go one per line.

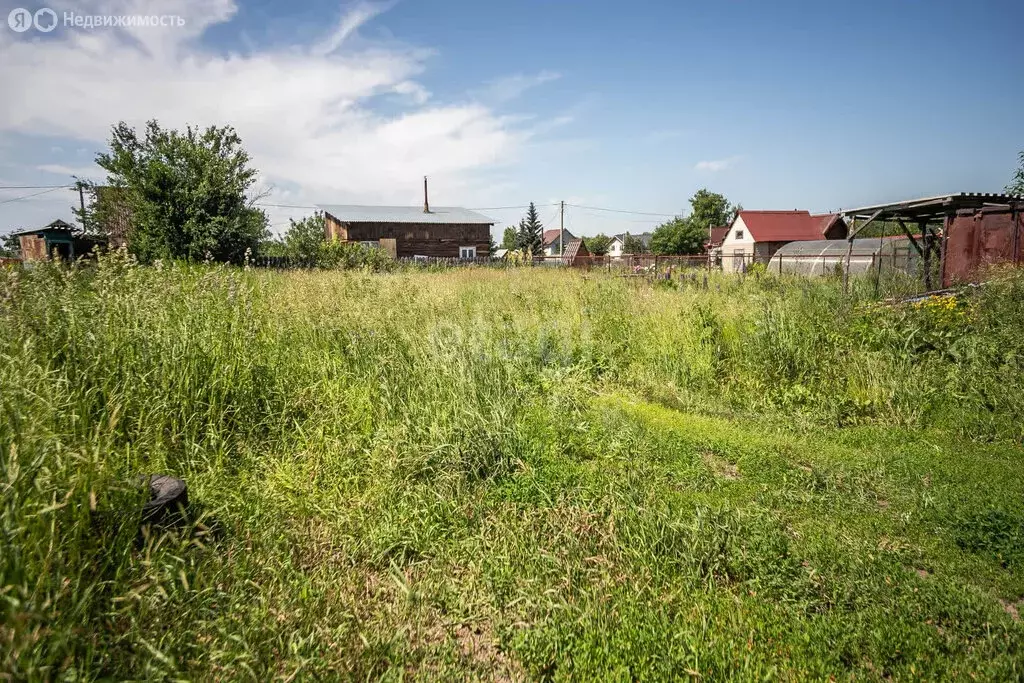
(318, 203), (494, 260)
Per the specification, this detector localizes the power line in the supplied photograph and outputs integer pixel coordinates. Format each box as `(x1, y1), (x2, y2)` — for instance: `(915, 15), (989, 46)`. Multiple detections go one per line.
(255, 202), (318, 209)
(571, 208), (665, 224)
(0, 187), (69, 205)
(468, 204), (558, 211)
(0, 184), (75, 190)
(566, 203), (676, 217)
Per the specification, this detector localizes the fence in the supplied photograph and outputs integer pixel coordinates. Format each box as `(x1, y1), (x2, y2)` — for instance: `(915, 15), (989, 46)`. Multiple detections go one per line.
(248, 250), (940, 297)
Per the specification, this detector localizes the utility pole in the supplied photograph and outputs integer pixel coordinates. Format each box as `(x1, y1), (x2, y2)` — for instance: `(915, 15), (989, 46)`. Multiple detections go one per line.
(76, 180), (86, 229)
(559, 200), (564, 260)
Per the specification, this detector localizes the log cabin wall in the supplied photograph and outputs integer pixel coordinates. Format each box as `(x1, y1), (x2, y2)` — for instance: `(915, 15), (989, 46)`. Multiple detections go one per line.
(325, 218), (492, 258)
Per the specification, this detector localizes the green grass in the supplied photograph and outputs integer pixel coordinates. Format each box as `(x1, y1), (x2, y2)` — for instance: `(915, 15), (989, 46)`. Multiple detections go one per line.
(2, 256), (1024, 680)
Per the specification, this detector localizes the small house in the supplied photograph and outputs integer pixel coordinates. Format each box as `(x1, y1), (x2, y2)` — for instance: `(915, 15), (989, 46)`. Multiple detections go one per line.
(719, 211), (848, 272)
(608, 232), (653, 258)
(542, 228), (576, 257)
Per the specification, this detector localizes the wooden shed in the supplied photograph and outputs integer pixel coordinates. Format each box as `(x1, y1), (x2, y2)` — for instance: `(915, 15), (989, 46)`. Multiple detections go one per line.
(562, 238), (591, 267)
(11, 220), (101, 262)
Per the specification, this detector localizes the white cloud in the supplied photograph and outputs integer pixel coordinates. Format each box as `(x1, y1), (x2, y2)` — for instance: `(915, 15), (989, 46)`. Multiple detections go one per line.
(480, 70), (561, 103)
(694, 156), (742, 172)
(0, 0), (555, 230)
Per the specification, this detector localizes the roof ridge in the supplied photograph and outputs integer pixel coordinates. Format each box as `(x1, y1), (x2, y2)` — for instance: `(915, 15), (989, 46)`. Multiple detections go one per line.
(740, 209), (810, 214)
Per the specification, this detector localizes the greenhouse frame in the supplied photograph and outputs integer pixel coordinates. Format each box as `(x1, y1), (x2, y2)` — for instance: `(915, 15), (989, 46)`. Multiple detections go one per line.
(766, 237), (919, 277)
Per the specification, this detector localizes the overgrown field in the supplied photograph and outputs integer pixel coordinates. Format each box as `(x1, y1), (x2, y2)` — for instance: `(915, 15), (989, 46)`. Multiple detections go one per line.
(2, 257), (1024, 680)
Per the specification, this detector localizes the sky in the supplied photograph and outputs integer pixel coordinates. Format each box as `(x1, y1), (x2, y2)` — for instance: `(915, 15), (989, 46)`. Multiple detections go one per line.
(0, 0), (1021, 240)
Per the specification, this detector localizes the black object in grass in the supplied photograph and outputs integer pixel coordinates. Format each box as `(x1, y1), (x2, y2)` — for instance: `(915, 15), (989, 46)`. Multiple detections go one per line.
(140, 474), (189, 527)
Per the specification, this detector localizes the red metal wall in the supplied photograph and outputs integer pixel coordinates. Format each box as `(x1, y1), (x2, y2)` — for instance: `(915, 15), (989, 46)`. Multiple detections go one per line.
(943, 207), (1022, 286)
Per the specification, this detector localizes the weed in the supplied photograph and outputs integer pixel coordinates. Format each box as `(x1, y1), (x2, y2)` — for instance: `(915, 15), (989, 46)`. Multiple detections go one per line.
(2, 255), (1023, 678)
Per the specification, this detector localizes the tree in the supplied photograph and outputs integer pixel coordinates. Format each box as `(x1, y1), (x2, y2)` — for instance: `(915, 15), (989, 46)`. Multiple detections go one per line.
(0, 232), (20, 258)
(585, 233), (612, 256)
(282, 212), (325, 266)
(650, 188), (739, 254)
(688, 188), (735, 234)
(1008, 150), (1024, 196)
(515, 202), (544, 256)
(92, 120), (268, 263)
(501, 226), (517, 249)
(650, 217), (707, 255)
(622, 233), (647, 254)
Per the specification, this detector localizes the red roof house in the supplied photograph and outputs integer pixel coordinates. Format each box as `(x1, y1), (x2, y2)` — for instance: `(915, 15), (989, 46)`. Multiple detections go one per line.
(719, 211), (848, 272)
(542, 228), (575, 256)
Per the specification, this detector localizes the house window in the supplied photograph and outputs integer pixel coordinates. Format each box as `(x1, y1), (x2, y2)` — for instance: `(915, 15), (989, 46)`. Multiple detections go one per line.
(735, 230), (744, 240)
(459, 246), (477, 259)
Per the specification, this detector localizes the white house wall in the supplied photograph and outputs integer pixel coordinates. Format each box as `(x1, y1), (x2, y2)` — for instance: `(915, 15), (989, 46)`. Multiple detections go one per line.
(719, 216), (755, 272)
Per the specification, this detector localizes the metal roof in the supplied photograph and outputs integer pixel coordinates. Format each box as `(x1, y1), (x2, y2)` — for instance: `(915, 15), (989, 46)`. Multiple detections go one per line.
(735, 211), (846, 242)
(842, 193), (1022, 219)
(317, 205), (495, 225)
(8, 219), (77, 236)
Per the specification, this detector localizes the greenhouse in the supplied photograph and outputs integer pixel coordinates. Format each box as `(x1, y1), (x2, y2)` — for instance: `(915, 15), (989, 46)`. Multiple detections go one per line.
(766, 237), (920, 277)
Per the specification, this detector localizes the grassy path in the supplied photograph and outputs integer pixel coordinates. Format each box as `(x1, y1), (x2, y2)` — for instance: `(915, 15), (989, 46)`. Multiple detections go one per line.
(186, 395), (1023, 680)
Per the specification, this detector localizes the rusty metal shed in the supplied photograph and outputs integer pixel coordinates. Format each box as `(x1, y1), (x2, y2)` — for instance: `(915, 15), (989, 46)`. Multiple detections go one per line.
(841, 193), (1022, 288)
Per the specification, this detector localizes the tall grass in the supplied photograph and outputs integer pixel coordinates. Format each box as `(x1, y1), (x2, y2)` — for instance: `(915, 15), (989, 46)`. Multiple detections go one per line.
(2, 254), (1023, 679)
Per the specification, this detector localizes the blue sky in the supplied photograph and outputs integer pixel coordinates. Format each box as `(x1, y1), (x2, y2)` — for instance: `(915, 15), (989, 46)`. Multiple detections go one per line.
(0, 0), (1021, 238)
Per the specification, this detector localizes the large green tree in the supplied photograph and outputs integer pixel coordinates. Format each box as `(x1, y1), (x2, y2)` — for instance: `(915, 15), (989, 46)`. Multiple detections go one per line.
(651, 188), (739, 255)
(650, 217), (707, 255)
(688, 188), (736, 233)
(1008, 150), (1024, 196)
(515, 202), (544, 256)
(93, 120), (268, 263)
(585, 233), (612, 256)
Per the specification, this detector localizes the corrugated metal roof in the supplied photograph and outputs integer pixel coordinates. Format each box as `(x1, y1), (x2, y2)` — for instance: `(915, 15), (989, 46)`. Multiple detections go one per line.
(9, 219), (76, 236)
(317, 205), (495, 225)
(842, 193), (1023, 218)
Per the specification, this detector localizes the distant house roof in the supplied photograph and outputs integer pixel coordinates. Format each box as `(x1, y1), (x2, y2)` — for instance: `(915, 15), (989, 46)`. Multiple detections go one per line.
(735, 211), (846, 242)
(542, 228), (575, 246)
(708, 225), (729, 246)
(317, 205), (495, 225)
(494, 248), (509, 259)
(613, 231), (653, 246)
